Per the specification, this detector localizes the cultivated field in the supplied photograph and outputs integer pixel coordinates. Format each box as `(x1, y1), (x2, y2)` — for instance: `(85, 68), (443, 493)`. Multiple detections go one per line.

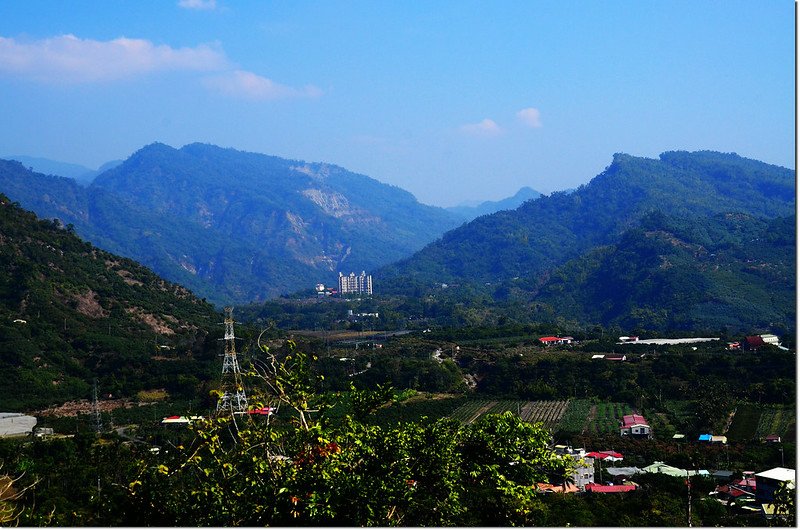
(448, 399), (569, 431)
(728, 403), (796, 442)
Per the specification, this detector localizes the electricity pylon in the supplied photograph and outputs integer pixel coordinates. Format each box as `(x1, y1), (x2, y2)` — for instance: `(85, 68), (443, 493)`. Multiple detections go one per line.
(216, 307), (248, 415)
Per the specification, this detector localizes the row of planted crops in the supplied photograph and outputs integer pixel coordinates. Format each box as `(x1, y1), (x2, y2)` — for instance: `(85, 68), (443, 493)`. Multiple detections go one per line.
(447, 398), (630, 435)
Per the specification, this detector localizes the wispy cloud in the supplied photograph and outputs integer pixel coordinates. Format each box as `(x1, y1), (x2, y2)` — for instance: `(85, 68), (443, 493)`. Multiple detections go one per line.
(0, 34), (226, 83)
(460, 118), (502, 137)
(0, 34), (322, 100)
(517, 107), (542, 128)
(203, 70), (322, 100)
(178, 0), (217, 10)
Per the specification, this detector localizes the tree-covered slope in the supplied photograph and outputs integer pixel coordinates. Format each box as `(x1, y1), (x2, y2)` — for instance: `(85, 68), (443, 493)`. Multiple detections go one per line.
(0, 195), (221, 410)
(534, 211), (795, 334)
(0, 143), (462, 304)
(380, 151), (794, 291)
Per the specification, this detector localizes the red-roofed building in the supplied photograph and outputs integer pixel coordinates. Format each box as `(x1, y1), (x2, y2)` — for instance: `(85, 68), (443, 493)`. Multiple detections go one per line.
(744, 335), (765, 351)
(248, 407), (275, 416)
(585, 483), (637, 493)
(539, 336), (572, 345)
(620, 414), (651, 438)
(735, 475), (757, 492)
(713, 484), (755, 502)
(586, 451), (624, 462)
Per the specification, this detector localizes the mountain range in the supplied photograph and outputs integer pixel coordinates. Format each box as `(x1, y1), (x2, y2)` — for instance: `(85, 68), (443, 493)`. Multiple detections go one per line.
(380, 151), (794, 289)
(445, 186), (542, 221)
(1, 154), (122, 185)
(0, 146), (793, 335)
(0, 143), (463, 304)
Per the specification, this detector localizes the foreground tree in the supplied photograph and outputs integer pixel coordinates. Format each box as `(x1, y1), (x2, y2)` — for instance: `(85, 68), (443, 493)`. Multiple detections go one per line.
(125, 342), (572, 526)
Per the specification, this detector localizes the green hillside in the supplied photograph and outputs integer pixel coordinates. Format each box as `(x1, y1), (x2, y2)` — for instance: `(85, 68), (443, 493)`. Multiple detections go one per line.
(0, 195), (221, 410)
(535, 211), (796, 334)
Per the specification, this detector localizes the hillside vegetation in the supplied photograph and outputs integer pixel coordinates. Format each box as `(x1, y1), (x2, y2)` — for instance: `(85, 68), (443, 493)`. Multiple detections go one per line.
(0, 195), (220, 409)
(380, 151), (794, 289)
(533, 211), (795, 333)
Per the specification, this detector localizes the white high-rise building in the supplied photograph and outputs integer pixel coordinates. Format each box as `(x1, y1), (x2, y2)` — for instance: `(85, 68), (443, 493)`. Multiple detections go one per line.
(338, 271), (373, 295)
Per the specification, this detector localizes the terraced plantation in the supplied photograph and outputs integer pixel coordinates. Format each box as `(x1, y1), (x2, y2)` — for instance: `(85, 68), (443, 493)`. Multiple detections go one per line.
(588, 401), (633, 434)
(448, 399), (569, 431)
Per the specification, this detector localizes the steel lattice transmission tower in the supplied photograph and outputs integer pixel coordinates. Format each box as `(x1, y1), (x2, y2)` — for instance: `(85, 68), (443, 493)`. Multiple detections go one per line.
(216, 307), (249, 415)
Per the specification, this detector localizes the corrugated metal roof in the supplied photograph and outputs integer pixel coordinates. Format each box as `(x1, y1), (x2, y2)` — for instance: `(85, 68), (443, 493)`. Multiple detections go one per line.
(621, 414), (649, 427)
(755, 467), (796, 483)
(585, 483), (637, 493)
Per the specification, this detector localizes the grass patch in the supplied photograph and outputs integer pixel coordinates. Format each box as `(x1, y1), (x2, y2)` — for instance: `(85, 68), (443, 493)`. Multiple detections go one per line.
(136, 389), (169, 402)
(726, 403), (761, 442)
(755, 406), (796, 441)
(370, 394), (468, 427)
(557, 399), (592, 435)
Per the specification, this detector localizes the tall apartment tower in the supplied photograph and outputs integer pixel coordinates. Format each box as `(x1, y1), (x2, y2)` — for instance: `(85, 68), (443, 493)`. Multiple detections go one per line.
(338, 271), (373, 296)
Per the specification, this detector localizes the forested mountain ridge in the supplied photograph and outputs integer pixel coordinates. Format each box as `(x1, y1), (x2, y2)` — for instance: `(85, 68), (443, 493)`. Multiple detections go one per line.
(0, 194), (220, 410)
(379, 151), (794, 290)
(533, 211), (796, 334)
(0, 143), (462, 304)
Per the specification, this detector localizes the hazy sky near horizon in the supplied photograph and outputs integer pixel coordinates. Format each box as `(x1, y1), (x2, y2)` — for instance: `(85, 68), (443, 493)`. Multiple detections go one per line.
(0, 1), (793, 206)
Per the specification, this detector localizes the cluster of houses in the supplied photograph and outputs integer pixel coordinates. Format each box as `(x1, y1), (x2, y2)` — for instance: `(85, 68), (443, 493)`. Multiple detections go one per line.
(536, 446), (634, 494)
(539, 444), (795, 521)
(538, 331), (786, 352)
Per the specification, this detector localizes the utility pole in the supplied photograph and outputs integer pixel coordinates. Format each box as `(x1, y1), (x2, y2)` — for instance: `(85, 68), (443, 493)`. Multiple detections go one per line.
(92, 378), (102, 433)
(686, 469), (692, 527)
(92, 378), (102, 497)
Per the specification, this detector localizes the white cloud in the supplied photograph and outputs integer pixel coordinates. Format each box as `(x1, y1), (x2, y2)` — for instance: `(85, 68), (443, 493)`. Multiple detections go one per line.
(0, 34), (227, 83)
(0, 34), (322, 101)
(203, 70), (322, 100)
(178, 0), (217, 10)
(460, 118), (502, 137)
(517, 107), (542, 128)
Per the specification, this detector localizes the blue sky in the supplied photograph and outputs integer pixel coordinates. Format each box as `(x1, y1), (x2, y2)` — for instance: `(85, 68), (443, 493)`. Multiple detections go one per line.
(0, 0), (793, 206)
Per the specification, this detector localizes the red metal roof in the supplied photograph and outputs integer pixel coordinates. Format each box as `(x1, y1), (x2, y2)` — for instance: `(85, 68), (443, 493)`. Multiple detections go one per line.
(621, 414), (649, 427)
(585, 483), (637, 493)
(587, 451), (624, 460)
(539, 336), (562, 342)
(248, 407), (274, 416)
(716, 485), (753, 498)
